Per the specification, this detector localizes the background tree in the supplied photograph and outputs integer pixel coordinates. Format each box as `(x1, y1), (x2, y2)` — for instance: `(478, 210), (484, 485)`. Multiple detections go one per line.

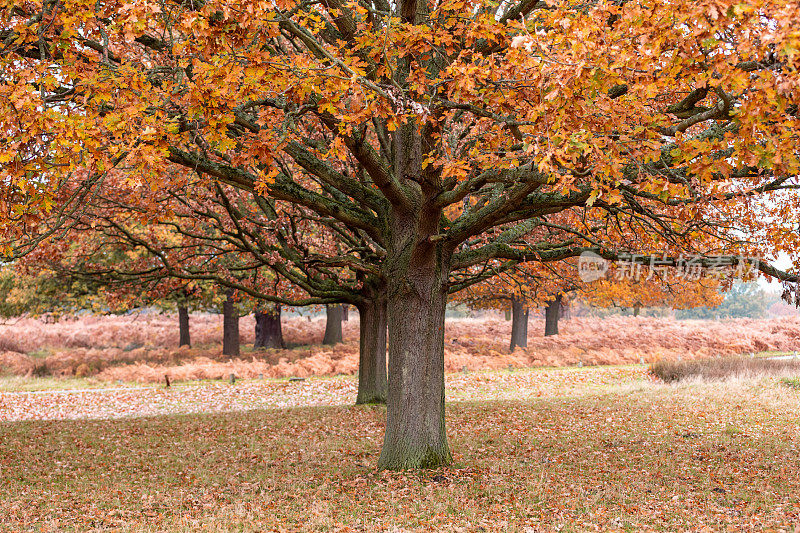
(0, 263), (112, 319)
(582, 274), (724, 317)
(14, 169), (395, 400)
(322, 305), (344, 346)
(674, 281), (768, 319)
(454, 259), (580, 349)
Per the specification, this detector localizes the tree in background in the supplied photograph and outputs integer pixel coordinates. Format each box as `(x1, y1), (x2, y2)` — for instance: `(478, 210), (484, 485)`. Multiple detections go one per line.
(254, 303), (285, 350)
(3, 242), (220, 346)
(0, 263), (112, 319)
(675, 282), (768, 319)
(322, 305), (345, 346)
(36, 171), (391, 402)
(581, 272), (725, 317)
(453, 259), (579, 349)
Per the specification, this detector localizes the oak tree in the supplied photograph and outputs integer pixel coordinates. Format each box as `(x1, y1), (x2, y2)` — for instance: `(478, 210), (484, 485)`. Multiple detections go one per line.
(2, 0), (799, 469)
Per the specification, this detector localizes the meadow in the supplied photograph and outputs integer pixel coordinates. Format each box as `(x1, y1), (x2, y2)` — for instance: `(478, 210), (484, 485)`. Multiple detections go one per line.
(2, 315), (800, 531)
(1, 365), (799, 531)
(3, 313), (800, 384)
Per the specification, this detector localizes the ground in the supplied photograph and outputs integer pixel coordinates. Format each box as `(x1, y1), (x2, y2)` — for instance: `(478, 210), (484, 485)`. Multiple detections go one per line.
(2, 366), (799, 532)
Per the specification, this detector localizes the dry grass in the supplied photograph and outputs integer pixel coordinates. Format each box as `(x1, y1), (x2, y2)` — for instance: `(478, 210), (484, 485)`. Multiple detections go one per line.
(650, 355), (800, 383)
(2, 314), (800, 384)
(0, 336), (25, 354)
(0, 313), (327, 352)
(1, 370), (798, 531)
(0, 314), (362, 380)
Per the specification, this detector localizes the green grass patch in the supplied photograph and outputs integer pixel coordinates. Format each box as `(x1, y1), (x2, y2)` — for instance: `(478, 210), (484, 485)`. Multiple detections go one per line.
(25, 348), (52, 359)
(781, 377), (800, 390)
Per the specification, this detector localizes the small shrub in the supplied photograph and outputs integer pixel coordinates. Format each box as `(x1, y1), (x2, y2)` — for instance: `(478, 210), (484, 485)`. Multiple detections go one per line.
(31, 362), (49, 377)
(74, 363), (92, 378)
(0, 337), (24, 353)
(650, 356), (800, 383)
(122, 342), (144, 352)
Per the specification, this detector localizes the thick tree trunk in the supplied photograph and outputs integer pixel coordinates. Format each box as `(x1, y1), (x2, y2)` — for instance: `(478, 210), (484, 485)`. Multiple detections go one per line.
(633, 305), (641, 317)
(254, 306), (284, 349)
(322, 304), (343, 345)
(509, 297), (529, 350)
(356, 297), (388, 405)
(222, 289), (240, 356)
(544, 294), (562, 337)
(378, 210), (452, 470)
(178, 306), (191, 347)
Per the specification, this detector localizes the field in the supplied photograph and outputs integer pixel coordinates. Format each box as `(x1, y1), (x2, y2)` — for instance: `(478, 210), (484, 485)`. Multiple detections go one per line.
(2, 315), (800, 531)
(2, 366), (800, 531)
(3, 313), (800, 385)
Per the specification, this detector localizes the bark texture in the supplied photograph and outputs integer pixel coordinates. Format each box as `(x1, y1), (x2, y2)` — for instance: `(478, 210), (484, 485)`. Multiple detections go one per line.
(378, 204), (452, 470)
(222, 289), (240, 356)
(356, 298), (388, 404)
(544, 294), (562, 337)
(322, 304), (344, 345)
(178, 306), (191, 347)
(509, 297), (529, 350)
(254, 306), (284, 349)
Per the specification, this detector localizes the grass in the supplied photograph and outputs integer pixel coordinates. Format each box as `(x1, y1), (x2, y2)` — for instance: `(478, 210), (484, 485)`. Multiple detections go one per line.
(782, 377), (800, 390)
(755, 350), (800, 358)
(25, 348), (52, 360)
(0, 373), (317, 392)
(1, 370), (799, 531)
(0, 337), (25, 354)
(0, 376), (119, 392)
(0, 362), (634, 395)
(649, 355), (800, 383)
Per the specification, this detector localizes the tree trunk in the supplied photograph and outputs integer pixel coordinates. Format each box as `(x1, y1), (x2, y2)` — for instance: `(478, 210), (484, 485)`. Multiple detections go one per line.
(509, 297), (529, 350)
(254, 305), (284, 349)
(178, 306), (191, 347)
(322, 304), (343, 345)
(222, 289), (240, 356)
(544, 294), (562, 337)
(342, 304), (349, 321)
(504, 309), (511, 321)
(633, 305), (641, 317)
(356, 297), (388, 405)
(378, 208), (452, 470)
